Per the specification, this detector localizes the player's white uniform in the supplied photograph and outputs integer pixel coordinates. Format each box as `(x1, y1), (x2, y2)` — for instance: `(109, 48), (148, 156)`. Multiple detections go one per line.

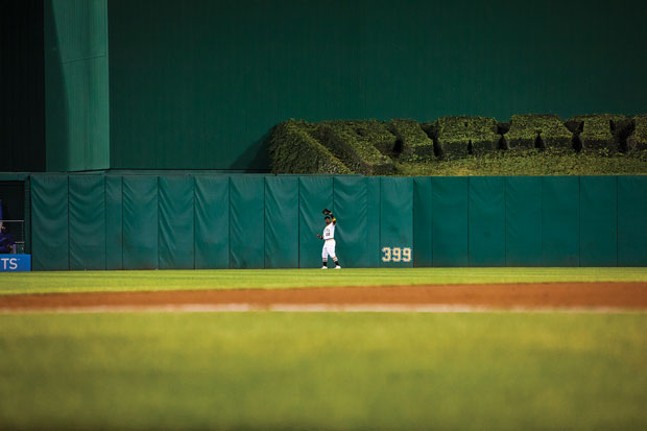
(321, 222), (337, 260)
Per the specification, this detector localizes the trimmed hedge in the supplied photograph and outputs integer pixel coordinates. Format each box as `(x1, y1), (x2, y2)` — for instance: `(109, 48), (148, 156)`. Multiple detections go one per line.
(268, 120), (352, 174)
(506, 114), (572, 152)
(311, 121), (395, 175)
(568, 114), (629, 153)
(387, 119), (435, 161)
(398, 149), (647, 176)
(434, 116), (499, 159)
(627, 115), (647, 152)
(268, 115), (647, 176)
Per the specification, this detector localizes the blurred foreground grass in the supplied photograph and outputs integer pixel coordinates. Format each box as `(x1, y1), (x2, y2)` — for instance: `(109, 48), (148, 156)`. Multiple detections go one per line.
(0, 312), (645, 430)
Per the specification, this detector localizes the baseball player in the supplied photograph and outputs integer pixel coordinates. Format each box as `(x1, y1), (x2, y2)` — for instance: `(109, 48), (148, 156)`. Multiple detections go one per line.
(316, 209), (341, 269)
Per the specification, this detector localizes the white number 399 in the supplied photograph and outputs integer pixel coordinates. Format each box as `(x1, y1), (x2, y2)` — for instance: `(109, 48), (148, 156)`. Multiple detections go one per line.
(381, 247), (412, 263)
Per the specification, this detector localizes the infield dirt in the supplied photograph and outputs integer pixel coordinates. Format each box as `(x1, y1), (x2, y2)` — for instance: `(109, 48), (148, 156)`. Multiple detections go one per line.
(1, 282), (646, 312)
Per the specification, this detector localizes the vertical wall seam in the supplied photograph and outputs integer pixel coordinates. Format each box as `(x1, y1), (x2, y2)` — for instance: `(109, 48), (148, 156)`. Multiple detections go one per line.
(120, 176), (123, 269)
(228, 176), (232, 269)
(616, 176), (619, 266)
(540, 177), (544, 267)
(429, 177), (433, 268)
(363, 177), (368, 268)
(103, 175), (107, 269)
(466, 177), (472, 267)
(411, 179), (415, 267)
(157, 176), (161, 270)
(192, 175), (196, 269)
(411, 179), (416, 267)
(504, 178), (508, 266)
(263, 177), (267, 269)
(578, 176), (581, 267)
(66, 175), (70, 270)
(430, 178), (435, 268)
(297, 178), (301, 269)
(379, 177), (382, 267)
(377, 177), (381, 267)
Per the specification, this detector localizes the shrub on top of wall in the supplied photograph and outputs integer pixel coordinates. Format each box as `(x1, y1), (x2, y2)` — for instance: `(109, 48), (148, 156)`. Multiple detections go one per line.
(311, 121), (395, 175)
(434, 116), (499, 159)
(386, 119), (435, 162)
(268, 120), (352, 174)
(506, 114), (573, 152)
(567, 114), (629, 153)
(626, 115), (646, 153)
(267, 114), (647, 175)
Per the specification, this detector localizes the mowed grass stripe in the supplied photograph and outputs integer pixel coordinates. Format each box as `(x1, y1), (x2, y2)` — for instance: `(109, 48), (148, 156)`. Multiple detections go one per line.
(0, 312), (646, 430)
(1, 267), (646, 295)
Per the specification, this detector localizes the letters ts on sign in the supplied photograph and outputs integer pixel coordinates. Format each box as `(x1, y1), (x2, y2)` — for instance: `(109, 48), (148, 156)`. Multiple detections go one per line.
(1, 257), (19, 270)
(0, 255), (31, 272)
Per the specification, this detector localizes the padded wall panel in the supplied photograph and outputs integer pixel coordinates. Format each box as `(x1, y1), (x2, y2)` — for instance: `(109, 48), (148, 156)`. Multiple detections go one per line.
(122, 176), (158, 269)
(159, 176), (195, 269)
(194, 176), (229, 269)
(542, 177), (579, 266)
(365, 177), (382, 267)
(264, 176), (299, 268)
(69, 175), (106, 269)
(469, 177), (505, 266)
(413, 177), (433, 267)
(580, 177), (617, 266)
(31, 175), (69, 270)
(432, 177), (468, 267)
(105, 175), (123, 269)
(505, 177), (542, 266)
(618, 176), (647, 266)
(333, 176), (370, 268)
(229, 176), (265, 268)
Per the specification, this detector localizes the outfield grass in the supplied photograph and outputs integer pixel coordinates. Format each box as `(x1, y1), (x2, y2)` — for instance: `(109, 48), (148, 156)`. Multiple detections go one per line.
(1, 267), (646, 295)
(1, 312), (646, 430)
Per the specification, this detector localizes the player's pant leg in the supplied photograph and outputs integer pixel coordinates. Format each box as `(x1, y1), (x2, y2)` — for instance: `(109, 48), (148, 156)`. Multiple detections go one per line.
(321, 244), (329, 267)
(327, 241), (340, 267)
(327, 242), (336, 259)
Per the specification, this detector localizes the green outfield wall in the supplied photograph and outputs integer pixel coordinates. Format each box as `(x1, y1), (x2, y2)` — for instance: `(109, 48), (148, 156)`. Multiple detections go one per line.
(28, 174), (647, 270)
(37, 0), (647, 172)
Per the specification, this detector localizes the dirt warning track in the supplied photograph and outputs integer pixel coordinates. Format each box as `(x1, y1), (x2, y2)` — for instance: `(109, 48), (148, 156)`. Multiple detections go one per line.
(1, 282), (647, 312)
